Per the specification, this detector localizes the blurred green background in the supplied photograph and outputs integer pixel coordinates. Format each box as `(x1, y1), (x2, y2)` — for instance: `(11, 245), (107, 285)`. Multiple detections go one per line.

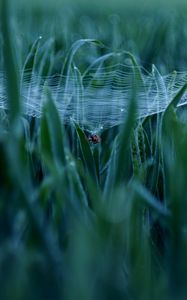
(5, 0), (187, 73)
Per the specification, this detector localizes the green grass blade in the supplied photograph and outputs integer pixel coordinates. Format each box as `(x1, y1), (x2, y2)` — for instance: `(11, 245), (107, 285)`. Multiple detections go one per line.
(114, 89), (137, 184)
(75, 123), (98, 185)
(43, 87), (66, 166)
(1, 0), (21, 125)
(131, 180), (170, 217)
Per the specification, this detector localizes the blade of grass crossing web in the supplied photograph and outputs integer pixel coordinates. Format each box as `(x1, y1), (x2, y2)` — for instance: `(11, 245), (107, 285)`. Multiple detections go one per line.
(163, 81), (187, 123)
(161, 82), (187, 207)
(82, 52), (117, 82)
(114, 82), (137, 184)
(73, 65), (85, 126)
(62, 39), (104, 78)
(44, 87), (66, 166)
(145, 66), (165, 195)
(21, 35), (42, 84)
(23, 36), (43, 115)
(104, 52), (144, 189)
(38, 38), (54, 77)
(114, 53), (141, 184)
(126, 51), (145, 86)
(55, 39), (104, 103)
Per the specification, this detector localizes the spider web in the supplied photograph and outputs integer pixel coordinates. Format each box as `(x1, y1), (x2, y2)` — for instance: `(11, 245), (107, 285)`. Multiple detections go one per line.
(1, 63), (187, 131)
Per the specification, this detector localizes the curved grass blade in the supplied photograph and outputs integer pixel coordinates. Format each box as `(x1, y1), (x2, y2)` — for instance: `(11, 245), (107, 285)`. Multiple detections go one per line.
(162, 81), (187, 136)
(125, 51), (145, 86)
(164, 82), (187, 116)
(21, 35), (42, 84)
(55, 39), (104, 103)
(62, 39), (104, 77)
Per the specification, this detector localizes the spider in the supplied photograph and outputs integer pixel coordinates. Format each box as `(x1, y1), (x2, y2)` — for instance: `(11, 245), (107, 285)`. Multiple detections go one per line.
(88, 134), (101, 144)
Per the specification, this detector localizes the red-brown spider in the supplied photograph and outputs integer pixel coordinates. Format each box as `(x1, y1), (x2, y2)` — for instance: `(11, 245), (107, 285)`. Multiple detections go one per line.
(88, 134), (101, 144)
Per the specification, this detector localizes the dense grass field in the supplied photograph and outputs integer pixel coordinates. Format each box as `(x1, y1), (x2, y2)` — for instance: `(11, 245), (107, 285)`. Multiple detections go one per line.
(1, 0), (187, 299)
